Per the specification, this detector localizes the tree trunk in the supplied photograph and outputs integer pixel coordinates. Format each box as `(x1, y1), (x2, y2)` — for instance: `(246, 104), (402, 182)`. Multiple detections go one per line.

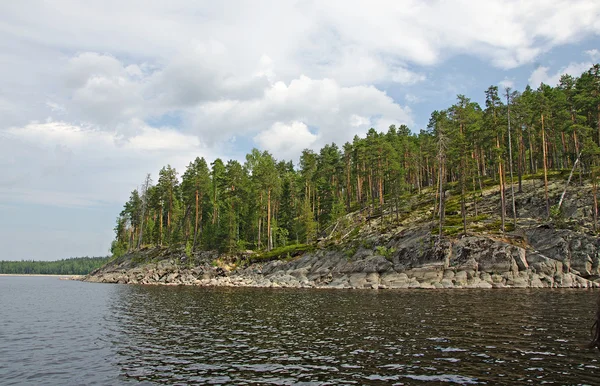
(167, 210), (171, 234)
(506, 91), (517, 228)
(518, 130), (524, 193)
(557, 151), (582, 211)
(528, 125), (535, 174)
(497, 135), (506, 233)
(346, 156), (351, 211)
(561, 131), (568, 169)
(137, 214), (144, 251)
(378, 172), (384, 207)
(368, 172), (373, 204)
(159, 203), (163, 246)
(481, 147), (487, 177)
(258, 191), (263, 249)
(593, 169), (598, 232)
(438, 163), (445, 240)
(542, 114), (550, 218)
(267, 189), (272, 251)
(128, 226), (133, 252)
(573, 130), (583, 186)
(212, 186), (217, 225)
(461, 179), (467, 234)
(377, 154), (384, 207)
(597, 104), (600, 147)
(438, 136), (445, 240)
(193, 190), (199, 250)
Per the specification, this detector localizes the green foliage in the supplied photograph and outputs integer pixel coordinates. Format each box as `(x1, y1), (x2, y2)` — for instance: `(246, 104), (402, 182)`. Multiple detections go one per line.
(249, 244), (314, 263)
(375, 245), (396, 260)
(185, 240), (193, 258)
(362, 239), (375, 249)
(0, 256), (110, 275)
(300, 198), (317, 244)
(348, 226), (360, 240)
(550, 204), (562, 220)
(110, 239), (128, 259)
(109, 63), (600, 255)
(344, 246), (358, 259)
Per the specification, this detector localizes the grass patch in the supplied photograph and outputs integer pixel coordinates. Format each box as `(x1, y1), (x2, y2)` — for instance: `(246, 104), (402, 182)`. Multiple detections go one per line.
(470, 214), (489, 222)
(522, 170), (563, 181)
(348, 226), (360, 240)
(248, 244), (315, 264)
(443, 226), (463, 237)
(441, 214), (491, 236)
(444, 215), (463, 227)
(474, 220), (515, 233)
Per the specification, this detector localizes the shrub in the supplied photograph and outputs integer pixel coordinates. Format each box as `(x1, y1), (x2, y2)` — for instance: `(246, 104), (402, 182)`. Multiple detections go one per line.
(375, 245), (396, 260)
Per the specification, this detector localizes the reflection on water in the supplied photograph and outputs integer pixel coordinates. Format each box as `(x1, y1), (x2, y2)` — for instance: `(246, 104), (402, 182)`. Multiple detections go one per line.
(107, 287), (600, 385)
(1, 277), (599, 385)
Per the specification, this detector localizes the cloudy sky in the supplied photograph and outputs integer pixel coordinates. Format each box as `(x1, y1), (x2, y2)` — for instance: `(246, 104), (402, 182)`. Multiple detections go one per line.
(1, 1), (599, 260)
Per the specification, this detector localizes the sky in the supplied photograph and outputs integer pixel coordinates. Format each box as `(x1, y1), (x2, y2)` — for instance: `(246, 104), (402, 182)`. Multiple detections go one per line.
(1, 1), (599, 260)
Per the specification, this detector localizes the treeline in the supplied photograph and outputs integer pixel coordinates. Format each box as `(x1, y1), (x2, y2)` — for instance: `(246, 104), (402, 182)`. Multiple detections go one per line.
(0, 256), (111, 275)
(112, 63), (600, 256)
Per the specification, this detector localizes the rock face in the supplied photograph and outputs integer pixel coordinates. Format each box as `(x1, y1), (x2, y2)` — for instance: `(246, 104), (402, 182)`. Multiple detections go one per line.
(85, 226), (600, 289)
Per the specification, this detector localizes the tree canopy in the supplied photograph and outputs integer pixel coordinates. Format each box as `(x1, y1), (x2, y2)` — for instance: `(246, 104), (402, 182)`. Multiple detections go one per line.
(0, 256), (111, 275)
(111, 63), (600, 256)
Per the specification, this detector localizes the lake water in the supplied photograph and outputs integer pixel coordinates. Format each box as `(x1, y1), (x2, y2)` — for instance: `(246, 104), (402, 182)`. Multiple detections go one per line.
(1, 277), (600, 385)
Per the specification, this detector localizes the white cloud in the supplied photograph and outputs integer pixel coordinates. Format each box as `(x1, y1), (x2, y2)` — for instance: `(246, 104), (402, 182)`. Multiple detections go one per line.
(147, 41), (271, 108)
(391, 68), (426, 85)
(528, 61), (593, 87)
(126, 126), (201, 151)
(499, 78), (515, 89)
(585, 49), (600, 62)
(311, 1), (600, 70)
(404, 94), (421, 103)
(45, 101), (66, 114)
(64, 52), (125, 88)
(63, 52), (145, 124)
(350, 114), (371, 127)
(190, 75), (413, 158)
(254, 121), (318, 160)
(1, 121), (219, 207)
(0, 2), (598, 136)
(1, 0), (600, 259)
(0, 187), (107, 208)
(529, 66), (550, 87)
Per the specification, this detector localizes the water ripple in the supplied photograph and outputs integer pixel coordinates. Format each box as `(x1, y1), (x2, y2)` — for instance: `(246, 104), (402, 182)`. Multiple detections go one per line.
(2, 278), (600, 384)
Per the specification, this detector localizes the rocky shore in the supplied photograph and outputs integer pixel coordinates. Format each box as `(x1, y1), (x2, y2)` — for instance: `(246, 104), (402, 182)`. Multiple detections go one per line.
(86, 178), (600, 289)
(85, 225), (600, 289)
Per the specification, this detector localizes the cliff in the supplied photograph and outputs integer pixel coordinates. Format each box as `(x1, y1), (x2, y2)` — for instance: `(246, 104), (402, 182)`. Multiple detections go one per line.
(86, 177), (600, 289)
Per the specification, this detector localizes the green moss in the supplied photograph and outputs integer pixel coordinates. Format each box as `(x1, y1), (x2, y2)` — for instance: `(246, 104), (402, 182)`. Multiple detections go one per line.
(249, 244), (314, 264)
(444, 215), (463, 227)
(477, 220), (515, 233)
(470, 214), (489, 222)
(443, 226), (462, 237)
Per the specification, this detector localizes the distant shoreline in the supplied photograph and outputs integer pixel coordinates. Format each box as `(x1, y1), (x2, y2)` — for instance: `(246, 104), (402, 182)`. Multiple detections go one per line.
(0, 274), (84, 278)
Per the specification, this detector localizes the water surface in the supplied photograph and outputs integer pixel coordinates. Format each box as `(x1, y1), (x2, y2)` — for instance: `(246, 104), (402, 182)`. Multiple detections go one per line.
(1, 276), (599, 384)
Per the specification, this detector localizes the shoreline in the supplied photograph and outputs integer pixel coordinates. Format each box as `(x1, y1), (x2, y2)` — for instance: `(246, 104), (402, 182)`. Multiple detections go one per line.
(85, 278), (600, 290)
(0, 274), (84, 278)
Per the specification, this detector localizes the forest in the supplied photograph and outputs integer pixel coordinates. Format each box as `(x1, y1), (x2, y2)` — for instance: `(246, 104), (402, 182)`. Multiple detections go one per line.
(111, 64), (600, 257)
(0, 256), (111, 275)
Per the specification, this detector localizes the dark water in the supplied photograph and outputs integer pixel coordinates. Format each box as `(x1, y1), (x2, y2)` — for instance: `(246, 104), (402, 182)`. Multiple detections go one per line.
(1, 277), (600, 385)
